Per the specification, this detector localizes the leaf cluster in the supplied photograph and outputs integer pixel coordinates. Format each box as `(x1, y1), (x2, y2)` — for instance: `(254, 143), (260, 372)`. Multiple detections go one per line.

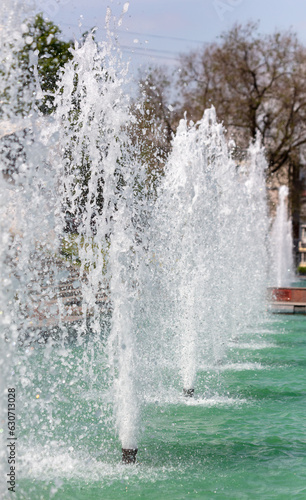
(19, 13), (73, 114)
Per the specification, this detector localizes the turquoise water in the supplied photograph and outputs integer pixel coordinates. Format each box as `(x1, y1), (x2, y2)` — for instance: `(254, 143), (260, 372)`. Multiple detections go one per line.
(291, 279), (306, 287)
(14, 313), (306, 499)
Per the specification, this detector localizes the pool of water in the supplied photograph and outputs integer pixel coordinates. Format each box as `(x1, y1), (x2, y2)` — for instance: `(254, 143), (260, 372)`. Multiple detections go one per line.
(291, 279), (306, 287)
(12, 313), (306, 499)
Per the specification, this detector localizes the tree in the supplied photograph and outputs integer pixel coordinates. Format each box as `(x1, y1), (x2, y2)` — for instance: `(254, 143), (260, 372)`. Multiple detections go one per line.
(178, 22), (306, 182)
(19, 13), (73, 114)
(134, 23), (306, 222)
(130, 67), (179, 190)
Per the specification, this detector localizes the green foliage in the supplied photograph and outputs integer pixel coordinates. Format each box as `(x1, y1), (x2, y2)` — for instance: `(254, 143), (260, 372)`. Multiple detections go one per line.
(19, 13), (73, 114)
(297, 266), (306, 275)
(60, 234), (80, 264)
(130, 67), (179, 193)
(60, 234), (109, 272)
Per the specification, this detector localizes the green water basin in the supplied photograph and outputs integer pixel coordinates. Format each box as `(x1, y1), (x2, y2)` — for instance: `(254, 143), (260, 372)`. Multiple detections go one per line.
(9, 314), (306, 499)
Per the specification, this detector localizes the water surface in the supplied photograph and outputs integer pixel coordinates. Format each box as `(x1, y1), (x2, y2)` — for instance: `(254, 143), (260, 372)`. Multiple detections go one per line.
(15, 314), (306, 499)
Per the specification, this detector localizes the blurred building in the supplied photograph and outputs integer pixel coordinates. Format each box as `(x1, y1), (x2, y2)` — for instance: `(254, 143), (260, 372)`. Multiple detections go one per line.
(297, 168), (306, 269)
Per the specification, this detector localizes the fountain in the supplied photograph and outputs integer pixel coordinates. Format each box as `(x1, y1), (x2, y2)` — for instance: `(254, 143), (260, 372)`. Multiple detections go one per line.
(0, 2), (272, 495)
(269, 186), (306, 313)
(271, 185), (294, 287)
(146, 115), (269, 395)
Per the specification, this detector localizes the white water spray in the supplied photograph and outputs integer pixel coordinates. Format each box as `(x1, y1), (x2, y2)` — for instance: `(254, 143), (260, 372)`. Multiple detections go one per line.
(271, 185), (295, 287)
(146, 111), (269, 393)
(0, 2), (271, 479)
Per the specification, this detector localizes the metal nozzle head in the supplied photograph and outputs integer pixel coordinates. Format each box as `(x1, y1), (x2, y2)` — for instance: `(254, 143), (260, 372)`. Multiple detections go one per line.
(183, 388), (194, 397)
(122, 448), (138, 464)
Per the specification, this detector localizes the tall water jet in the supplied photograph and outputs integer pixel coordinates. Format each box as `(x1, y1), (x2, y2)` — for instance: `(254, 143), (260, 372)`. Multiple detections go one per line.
(231, 135), (269, 329)
(0, 2), (39, 491)
(146, 110), (269, 396)
(1, 1), (145, 469)
(52, 24), (146, 462)
(271, 185), (294, 287)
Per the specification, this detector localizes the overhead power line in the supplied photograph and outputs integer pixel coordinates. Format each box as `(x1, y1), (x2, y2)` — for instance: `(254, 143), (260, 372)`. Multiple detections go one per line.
(120, 45), (179, 56)
(60, 21), (206, 46)
(121, 48), (179, 62)
(118, 29), (207, 45)
(59, 21), (198, 62)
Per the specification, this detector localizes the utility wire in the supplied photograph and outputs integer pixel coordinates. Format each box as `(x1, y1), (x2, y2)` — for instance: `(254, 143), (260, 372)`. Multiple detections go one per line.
(121, 48), (179, 62)
(118, 29), (206, 45)
(120, 45), (179, 56)
(60, 21), (194, 61)
(60, 21), (206, 46)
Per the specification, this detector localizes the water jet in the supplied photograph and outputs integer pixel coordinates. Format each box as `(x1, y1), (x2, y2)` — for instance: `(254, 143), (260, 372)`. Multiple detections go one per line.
(270, 185), (294, 287)
(269, 185), (298, 313)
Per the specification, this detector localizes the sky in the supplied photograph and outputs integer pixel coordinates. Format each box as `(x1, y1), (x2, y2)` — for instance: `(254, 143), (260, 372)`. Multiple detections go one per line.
(31, 0), (306, 74)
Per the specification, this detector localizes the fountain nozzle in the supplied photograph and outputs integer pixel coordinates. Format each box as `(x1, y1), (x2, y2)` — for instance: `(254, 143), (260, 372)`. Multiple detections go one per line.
(183, 388), (194, 397)
(122, 448), (138, 464)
